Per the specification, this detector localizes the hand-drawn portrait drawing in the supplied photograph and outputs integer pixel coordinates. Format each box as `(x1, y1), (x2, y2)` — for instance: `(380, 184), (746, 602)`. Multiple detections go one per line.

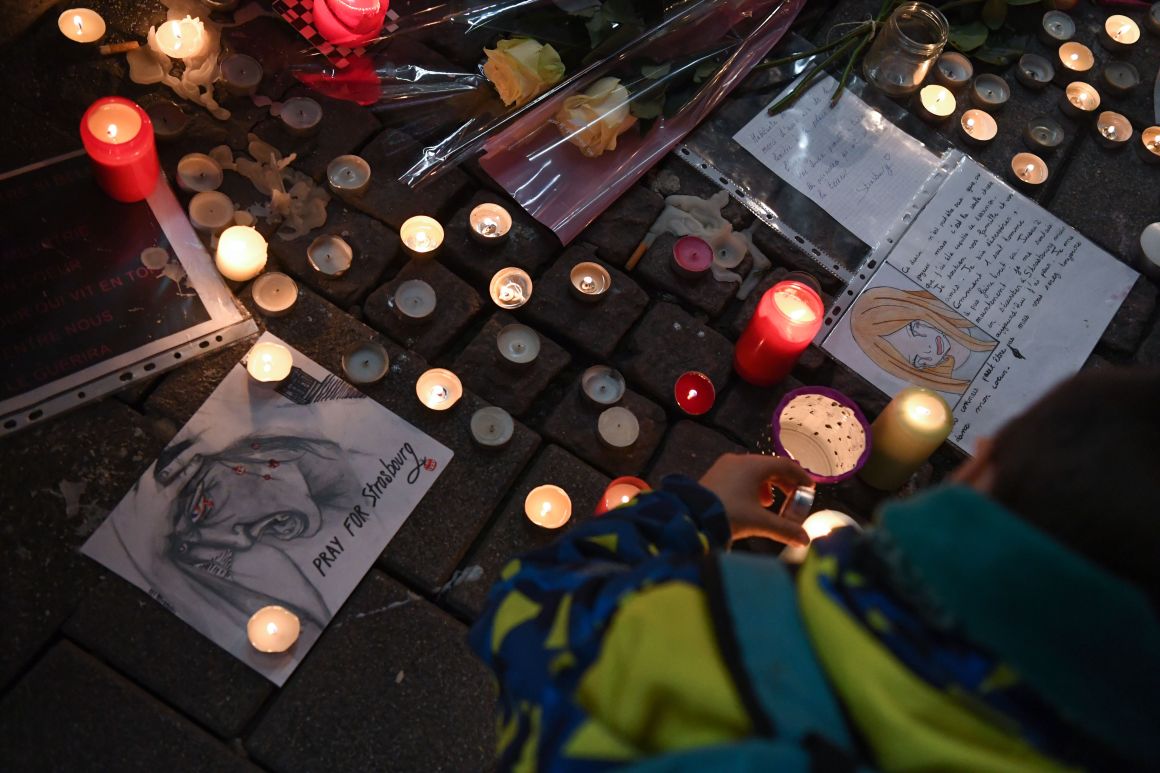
(849, 286), (997, 394)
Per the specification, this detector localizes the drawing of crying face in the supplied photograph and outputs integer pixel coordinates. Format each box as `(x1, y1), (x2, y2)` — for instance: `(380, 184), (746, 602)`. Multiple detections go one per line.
(883, 320), (957, 370)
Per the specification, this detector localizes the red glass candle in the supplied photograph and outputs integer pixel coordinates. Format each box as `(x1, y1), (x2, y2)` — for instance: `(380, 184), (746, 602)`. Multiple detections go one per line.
(313, 0), (389, 47)
(595, 476), (650, 516)
(674, 371), (715, 415)
(734, 279), (824, 386)
(80, 97), (159, 203)
(672, 235), (714, 278)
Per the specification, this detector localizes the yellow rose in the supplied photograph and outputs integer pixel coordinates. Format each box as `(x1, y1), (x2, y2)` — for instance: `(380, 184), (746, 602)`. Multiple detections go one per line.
(483, 38), (565, 108)
(553, 77), (637, 158)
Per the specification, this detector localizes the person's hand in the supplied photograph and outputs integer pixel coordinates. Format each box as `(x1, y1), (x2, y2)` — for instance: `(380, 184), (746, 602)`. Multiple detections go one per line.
(699, 453), (813, 546)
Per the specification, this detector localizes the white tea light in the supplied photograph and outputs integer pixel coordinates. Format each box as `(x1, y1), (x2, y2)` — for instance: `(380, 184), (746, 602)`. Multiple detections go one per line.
(470, 406), (514, 448)
(279, 96), (323, 136)
(1015, 53), (1054, 90)
(1039, 10), (1075, 44)
(393, 279), (436, 321)
(219, 53), (263, 96)
(327, 155), (371, 194)
(215, 225), (267, 281)
(469, 202), (513, 243)
(189, 190), (236, 234)
(1101, 61), (1140, 97)
(497, 324), (540, 365)
(247, 605), (300, 653)
(307, 234), (354, 277)
(1060, 81), (1100, 119)
(252, 272), (299, 316)
(1010, 152), (1048, 189)
(1100, 14), (1140, 53)
(489, 267), (532, 309)
(1095, 111), (1132, 149)
(176, 152), (223, 193)
(145, 100), (189, 140)
(1024, 116), (1065, 153)
(780, 510), (862, 564)
(581, 365), (625, 405)
(524, 485), (572, 529)
(959, 109), (997, 146)
(246, 341), (292, 384)
(154, 15), (207, 60)
(916, 84), (955, 123)
(969, 74), (1010, 112)
(569, 262), (611, 302)
(1140, 127), (1160, 164)
(400, 215), (444, 258)
(58, 8), (106, 43)
(932, 52), (972, 91)
(341, 341), (390, 384)
(597, 406), (640, 449)
(416, 368), (463, 411)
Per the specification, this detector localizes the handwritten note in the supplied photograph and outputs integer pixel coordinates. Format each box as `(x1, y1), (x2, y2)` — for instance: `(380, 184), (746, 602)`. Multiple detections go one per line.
(734, 75), (940, 247)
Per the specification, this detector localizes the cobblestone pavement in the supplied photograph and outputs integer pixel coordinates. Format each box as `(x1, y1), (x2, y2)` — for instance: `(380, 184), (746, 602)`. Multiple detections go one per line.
(1, 1), (1158, 770)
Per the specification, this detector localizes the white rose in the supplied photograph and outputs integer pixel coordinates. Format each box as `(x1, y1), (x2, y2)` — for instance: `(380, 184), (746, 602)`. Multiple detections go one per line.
(553, 77), (637, 158)
(483, 38), (565, 108)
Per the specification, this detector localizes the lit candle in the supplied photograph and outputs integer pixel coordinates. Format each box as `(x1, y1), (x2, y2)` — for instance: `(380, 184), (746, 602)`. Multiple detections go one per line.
(327, 155), (371, 194)
(1039, 10), (1075, 45)
(597, 406), (640, 449)
(489, 267), (533, 310)
(1137, 126), (1160, 164)
(145, 100), (189, 141)
(734, 278), (824, 386)
(1095, 111), (1132, 149)
(215, 225), (267, 281)
(859, 387), (952, 490)
(915, 84), (956, 123)
(1100, 14), (1140, 54)
(251, 272), (299, 317)
(1060, 81), (1100, 119)
(1055, 42), (1094, 84)
(313, 0), (388, 47)
(581, 365), (626, 406)
(772, 387), (871, 483)
(569, 262), (611, 302)
(1023, 115), (1065, 153)
(524, 485), (572, 529)
(932, 52), (972, 91)
(671, 235), (715, 279)
(470, 406), (514, 448)
(1139, 222), (1160, 281)
(341, 341), (390, 384)
(58, 8), (106, 43)
(154, 16), (207, 60)
(595, 476), (650, 515)
(673, 371), (715, 415)
(959, 109), (997, 147)
(1009, 152), (1048, 190)
(307, 234), (354, 277)
(969, 74), (1009, 112)
(1100, 61), (1140, 97)
(1014, 53), (1054, 90)
(189, 190), (236, 235)
(219, 53), (264, 96)
(79, 97), (160, 203)
(399, 215), (445, 258)
(246, 341), (293, 384)
(247, 605), (300, 653)
(279, 96), (323, 137)
(392, 279), (437, 322)
(416, 368), (463, 411)
(497, 324), (540, 366)
(175, 152), (223, 193)
(469, 203), (513, 244)
(780, 510), (862, 564)
(1149, 3), (1160, 36)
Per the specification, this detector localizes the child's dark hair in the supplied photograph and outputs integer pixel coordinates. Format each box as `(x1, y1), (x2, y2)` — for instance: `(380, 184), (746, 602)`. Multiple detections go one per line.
(988, 367), (1160, 606)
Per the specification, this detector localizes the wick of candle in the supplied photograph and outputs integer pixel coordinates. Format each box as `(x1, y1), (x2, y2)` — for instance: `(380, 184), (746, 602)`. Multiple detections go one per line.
(687, 389), (698, 399)
(541, 502), (552, 516)
(106, 123), (118, 140)
(966, 118), (975, 129)
(1021, 163), (1035, 179)
(1069, 53), (1078, 62)
(1117, 24), (1131, 39)
(265, 622), (278, 635)
(74, 15), (84, 34)
(580, 276), (595, 292)
(478, 219), (498, 236)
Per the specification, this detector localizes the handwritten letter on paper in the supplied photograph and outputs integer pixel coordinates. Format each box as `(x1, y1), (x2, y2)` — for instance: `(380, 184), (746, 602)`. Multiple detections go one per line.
(734, 75), (940, 247)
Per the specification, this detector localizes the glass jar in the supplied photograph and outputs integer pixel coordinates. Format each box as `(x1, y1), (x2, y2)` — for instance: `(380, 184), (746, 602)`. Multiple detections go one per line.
(862, 3), (949, 97)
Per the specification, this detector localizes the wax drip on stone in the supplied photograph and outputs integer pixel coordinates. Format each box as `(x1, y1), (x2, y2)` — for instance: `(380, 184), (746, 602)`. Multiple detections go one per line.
(649, 190), (768, 294)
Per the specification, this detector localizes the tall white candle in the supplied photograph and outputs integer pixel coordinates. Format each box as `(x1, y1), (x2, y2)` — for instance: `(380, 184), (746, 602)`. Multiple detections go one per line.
(216, 225), (268, 281)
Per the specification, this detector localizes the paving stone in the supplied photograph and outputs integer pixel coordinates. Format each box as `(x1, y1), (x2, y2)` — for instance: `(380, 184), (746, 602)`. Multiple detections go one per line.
(647, 421), (745, 487)
(0, 99), (76, 173)
(1067, 5), (1160, 131)
(518, 244), (650, 360)
(644, 155), (756, 231)
(579, 186), (666, 266)
(541, 382), (667, 477)
(0, 400), (169, 687)
(634, 232), (749, 318)
(439, 190), (561, 285)
(827, 362), (891, 418)
(1137, 316), (1160, 366)
(620, 302), (734, 410)
(63, 573), (273, 739)
(748, 222), (849, 295)
(452, 312), (571, 417)
(267, 198), (401, 308)
(712, 376), (804, 450)
(0, 642), (255, 772)
(333, 128), (473, 230)
(1099, 275), (1158, 355)
(145, 339), (252, 427)
(445, 445), (609, 619)
(363, 258), (484, 360)
(245, 570), (493, 772)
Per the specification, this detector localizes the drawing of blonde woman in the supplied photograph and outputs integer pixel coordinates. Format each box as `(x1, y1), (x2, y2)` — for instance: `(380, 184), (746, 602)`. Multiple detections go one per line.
(850, 287), (997, 394)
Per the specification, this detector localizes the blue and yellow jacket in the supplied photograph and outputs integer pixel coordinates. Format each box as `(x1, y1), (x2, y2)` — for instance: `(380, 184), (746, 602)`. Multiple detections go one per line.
(470, 478), (1160, 772)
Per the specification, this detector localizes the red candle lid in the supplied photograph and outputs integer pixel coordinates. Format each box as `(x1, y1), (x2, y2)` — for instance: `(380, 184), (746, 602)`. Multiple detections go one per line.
(672, 236), (714, 275)
(674, 371), (715, 415)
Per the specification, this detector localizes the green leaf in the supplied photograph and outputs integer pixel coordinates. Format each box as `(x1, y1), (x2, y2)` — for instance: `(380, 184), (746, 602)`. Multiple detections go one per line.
(692, 60), (719, 84)
(640, 62), (671, 80)
(948, 21), (988, 52)
(981, 0), (1007, 30)
(630, 92), (665, 119)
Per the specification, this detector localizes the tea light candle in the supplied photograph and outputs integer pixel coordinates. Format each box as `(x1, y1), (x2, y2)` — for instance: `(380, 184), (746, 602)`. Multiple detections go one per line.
(469, 203), (513, 243)
(1138, 127), (1160, 164)
(595, 476), (650, 515)
(1139, 223), (1160, 281)
(959, 109), (998, 146)
(341, 341), (390, 384)
(279, 96), (323, 137)
(1149, 3), (1160, 36)
(734, 278), (824, 386)
(569, 262), (611, 301)
(916, 84), (955, 123)
(247, 605), (300, 653)
(1056, 43), (1094, 84)
(1095, 111), (1132, 149)
(1101, 61), (1140, 97)
(497, 324), (540, 366)
(327, 155), (371, 194)
(154, 16), (207, 60)
(176, 152), (223, 193)
(307, 234), (354, 277)
(393, 279), (437, 321)
(597, 406), (639, 449)
(58, 8), (106, 43)
(80, 97), (159, 203)
(470, 406), (514, 448)
(1039, 10), (1075, 45)
(252, 272), (299, 316)
(780, 510), (862, 564)
(1009, 152), (1048, 189)
(1060, 82), (1100, 119)
(581, 365), (626, 406)
(674, 371), (715, 415)
(215, 225), (267, 281)
(1023, 115), (1065, 153)
(772, 387), (870, 483)
(416, 368), (463, 410)
(1015, 54), (1054, 90)
(969, 74), (1010, 112)
(399, 215), (444, 258)
(246, 341), (293, 384)
(145, 100), (189, 141)
(859, 387), (952, 490)
(189, 191), (236, 234)
(671, 235), (714, 279)
(1100, 14), (1140, 54)
(219, 53), (263, 96)
(490, 267), (533, 309)
(524, 485), (572, 529)
(932, 52), (972, 91)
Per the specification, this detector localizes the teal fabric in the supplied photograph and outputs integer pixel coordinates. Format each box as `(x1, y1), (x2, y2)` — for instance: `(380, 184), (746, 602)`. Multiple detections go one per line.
(878, 485), (1160, 763)
(621, 739), (811, 772)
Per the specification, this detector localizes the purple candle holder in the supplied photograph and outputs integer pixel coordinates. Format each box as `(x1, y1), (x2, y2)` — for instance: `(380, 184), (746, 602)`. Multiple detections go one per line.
(771, 386), (872, 483)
